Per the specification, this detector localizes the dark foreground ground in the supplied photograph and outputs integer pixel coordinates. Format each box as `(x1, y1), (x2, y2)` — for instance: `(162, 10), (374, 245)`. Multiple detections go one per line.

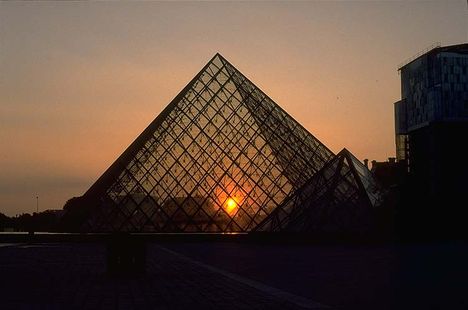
(0, 241), (467, 309)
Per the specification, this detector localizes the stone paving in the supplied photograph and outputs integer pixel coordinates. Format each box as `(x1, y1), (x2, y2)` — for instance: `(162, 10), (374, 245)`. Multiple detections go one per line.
(0, 243), (314, 310)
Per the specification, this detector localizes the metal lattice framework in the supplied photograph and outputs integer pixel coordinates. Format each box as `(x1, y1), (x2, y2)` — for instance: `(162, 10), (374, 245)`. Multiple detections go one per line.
(82, 54), (334, 232)
(254, 149), (382, 233)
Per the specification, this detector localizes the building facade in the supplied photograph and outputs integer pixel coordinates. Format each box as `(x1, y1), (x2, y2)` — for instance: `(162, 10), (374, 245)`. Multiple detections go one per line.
(395, 44), (468, 165)
(394, 44), (468, 235)
(395, 44), (468, 184)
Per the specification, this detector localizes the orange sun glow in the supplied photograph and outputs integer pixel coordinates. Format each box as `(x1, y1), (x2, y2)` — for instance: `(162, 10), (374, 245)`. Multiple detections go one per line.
(225, 198), (238, 215)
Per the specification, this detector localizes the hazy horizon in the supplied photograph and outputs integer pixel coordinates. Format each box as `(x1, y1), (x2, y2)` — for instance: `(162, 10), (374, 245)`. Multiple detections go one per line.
(1, 1), (467, 216)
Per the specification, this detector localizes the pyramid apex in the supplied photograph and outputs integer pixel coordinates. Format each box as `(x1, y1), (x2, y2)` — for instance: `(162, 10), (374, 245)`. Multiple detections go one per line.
(337, 148), (350, 156)
(213, 52), (226, 60)
(205, 53), (225, 65)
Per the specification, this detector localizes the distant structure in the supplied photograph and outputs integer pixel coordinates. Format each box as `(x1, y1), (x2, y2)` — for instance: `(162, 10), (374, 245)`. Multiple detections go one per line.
(65, 53), (382, 233)
(394, 43), (468, 237)
(370, 157), (406, 189)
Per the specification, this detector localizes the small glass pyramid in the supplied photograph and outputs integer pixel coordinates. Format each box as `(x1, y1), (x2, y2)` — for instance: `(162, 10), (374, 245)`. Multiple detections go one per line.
(254, 149), (382, 233)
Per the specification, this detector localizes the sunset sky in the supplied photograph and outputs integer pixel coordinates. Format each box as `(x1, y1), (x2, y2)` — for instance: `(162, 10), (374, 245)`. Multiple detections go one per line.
(1, 1), (467, 216)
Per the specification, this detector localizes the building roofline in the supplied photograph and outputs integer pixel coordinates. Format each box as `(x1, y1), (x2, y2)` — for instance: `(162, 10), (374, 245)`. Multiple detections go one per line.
(398, 42), (468, 71)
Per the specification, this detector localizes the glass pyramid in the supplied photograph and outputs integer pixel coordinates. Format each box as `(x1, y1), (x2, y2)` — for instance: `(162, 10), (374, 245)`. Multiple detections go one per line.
(82, 54), (334, 232)
(254, 149), (382, 233)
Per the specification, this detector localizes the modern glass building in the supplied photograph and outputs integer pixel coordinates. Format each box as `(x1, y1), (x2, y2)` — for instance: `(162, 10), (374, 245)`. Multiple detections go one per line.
(393, 43), (468, 238)
(394, 43), (468, 196)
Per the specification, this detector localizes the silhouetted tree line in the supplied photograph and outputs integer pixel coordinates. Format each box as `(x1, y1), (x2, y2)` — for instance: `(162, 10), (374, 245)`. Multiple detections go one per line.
(60, 195), (93, 232)
(0, 196), (93, 232)
(0, 210), (62, 232)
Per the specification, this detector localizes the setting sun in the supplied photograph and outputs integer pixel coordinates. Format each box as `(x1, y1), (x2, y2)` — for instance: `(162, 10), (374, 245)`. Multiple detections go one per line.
(225, 198), (238, 215)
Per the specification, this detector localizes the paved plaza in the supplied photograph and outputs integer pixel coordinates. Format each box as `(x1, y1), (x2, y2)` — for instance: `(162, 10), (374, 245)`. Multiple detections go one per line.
(0, 241), (467, 309)
(0, 243), (326, 310)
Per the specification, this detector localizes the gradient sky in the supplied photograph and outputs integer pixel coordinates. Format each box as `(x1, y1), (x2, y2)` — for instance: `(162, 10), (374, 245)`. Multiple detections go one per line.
(1, 1), (467, 216)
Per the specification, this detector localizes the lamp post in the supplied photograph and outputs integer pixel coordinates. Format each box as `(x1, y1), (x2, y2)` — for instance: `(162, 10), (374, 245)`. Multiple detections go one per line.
(36, 196), (39, 213)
